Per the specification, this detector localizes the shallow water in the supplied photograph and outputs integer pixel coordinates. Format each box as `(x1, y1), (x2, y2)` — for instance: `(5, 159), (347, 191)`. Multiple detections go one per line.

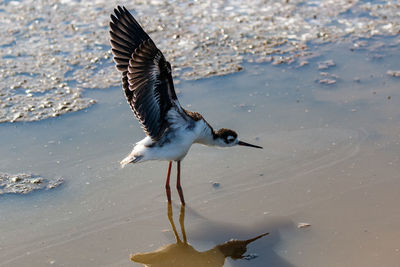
(1, 36), (400, 266)
(1, 0), (400, 123)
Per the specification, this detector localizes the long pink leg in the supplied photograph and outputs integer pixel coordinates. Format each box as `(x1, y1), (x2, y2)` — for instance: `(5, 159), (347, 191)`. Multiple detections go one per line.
(176, 161), (185, 205)
(165, 161), (172, 203)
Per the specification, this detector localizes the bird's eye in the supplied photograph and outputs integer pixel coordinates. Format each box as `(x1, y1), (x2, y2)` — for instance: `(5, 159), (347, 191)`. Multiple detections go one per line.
(227, 136), (235, 142)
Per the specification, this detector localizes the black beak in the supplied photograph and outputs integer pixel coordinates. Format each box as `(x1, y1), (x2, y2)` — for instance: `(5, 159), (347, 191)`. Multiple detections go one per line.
(238, 140), (263, 149)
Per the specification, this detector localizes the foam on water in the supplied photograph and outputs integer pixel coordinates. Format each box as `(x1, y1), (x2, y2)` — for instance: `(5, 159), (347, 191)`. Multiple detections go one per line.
(1, 0), (399, 123)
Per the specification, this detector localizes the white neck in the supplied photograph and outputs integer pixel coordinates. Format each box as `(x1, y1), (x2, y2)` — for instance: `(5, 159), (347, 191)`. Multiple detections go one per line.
(194, 119), (216, 146)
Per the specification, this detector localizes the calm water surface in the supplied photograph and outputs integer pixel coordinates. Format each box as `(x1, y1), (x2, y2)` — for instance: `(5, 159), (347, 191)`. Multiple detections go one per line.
(1, 40), (400, 266)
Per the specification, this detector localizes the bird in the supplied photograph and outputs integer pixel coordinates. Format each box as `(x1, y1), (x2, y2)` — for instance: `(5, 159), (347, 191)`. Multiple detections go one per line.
(109, 6), (262, 205)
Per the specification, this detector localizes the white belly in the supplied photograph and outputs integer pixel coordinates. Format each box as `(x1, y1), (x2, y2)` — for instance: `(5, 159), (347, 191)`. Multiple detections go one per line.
(147, 140), (192, 161)
(130, 129), (197, 163)
(122, 117), (211, 166)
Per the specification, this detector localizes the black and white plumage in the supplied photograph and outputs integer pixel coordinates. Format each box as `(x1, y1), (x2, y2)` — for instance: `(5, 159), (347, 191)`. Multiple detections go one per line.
(110, 6), (262, 204)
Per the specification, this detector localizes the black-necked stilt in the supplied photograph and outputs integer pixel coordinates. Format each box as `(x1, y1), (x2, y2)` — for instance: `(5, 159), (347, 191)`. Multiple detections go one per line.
(109, 6), (262, 205)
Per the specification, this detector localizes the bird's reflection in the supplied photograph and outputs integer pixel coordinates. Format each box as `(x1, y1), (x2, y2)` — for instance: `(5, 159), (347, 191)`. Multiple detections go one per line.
(130, 203), (268, 266)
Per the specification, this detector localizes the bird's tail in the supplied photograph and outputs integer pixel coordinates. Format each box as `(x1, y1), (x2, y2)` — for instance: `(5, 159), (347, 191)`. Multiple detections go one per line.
(120, 155), (143, 168)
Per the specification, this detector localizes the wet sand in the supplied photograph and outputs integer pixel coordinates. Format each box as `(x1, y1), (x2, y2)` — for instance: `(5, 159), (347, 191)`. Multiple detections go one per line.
(1, 38), (400, 266)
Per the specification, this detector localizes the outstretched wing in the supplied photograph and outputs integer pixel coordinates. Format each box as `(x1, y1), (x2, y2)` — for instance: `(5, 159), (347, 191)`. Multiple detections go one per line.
(109, 6), (179, 141)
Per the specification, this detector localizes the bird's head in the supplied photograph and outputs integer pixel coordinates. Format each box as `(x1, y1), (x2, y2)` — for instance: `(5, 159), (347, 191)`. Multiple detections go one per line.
(214, 128), (263, 149)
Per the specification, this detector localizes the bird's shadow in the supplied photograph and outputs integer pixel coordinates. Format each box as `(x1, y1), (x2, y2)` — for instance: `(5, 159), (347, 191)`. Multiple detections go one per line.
(130, 203), (296, 267)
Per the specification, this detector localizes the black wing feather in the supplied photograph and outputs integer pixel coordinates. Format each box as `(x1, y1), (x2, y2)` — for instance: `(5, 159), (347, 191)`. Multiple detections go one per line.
(109, 6), (179, 141)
